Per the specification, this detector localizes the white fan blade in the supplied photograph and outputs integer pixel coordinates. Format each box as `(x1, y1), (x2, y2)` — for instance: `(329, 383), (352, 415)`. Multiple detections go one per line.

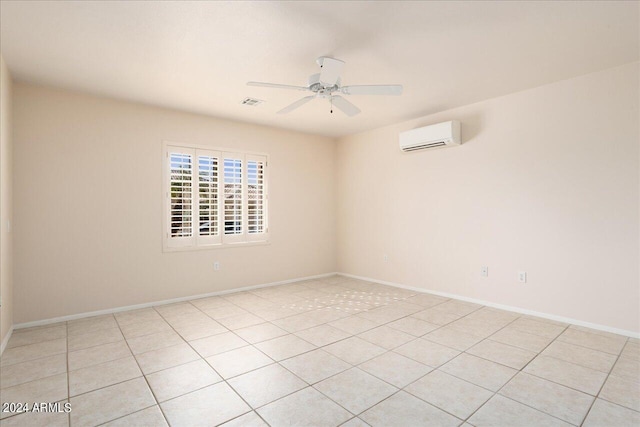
(340, 85), (403, 96)
(277, 96), (316, 114)
(331, 96), (361, 117)
(247, 82), (309, 91)
(319, 57), (345, 86)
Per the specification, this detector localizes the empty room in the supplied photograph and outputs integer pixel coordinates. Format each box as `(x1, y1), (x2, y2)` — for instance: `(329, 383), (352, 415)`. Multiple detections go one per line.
(0, 1), (638, 426)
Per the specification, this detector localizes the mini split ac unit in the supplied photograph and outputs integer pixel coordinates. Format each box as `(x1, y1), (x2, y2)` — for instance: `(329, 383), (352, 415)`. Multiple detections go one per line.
(399, 120), (461, 152)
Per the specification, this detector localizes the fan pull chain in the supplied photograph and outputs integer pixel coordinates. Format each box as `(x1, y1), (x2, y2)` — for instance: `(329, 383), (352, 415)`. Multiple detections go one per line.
(330, 97), (333, 114)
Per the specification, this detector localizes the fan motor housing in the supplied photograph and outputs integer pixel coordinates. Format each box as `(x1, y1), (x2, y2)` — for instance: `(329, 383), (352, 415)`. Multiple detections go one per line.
(308, 73), (340, 95)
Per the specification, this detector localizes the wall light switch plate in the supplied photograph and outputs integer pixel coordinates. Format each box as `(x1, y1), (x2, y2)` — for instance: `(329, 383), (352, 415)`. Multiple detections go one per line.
(481, 266), (488, 277)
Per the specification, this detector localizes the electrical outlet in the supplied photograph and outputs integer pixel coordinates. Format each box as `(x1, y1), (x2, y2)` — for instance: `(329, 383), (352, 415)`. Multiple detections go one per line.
(214, 262), (220, 271)
(383, 254), (388, 262)
(481, 266), (488, 277)
(518, 271), (527, 283)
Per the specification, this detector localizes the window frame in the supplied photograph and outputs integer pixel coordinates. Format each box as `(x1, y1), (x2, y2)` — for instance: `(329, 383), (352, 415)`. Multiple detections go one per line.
(162, 141), (269, 252)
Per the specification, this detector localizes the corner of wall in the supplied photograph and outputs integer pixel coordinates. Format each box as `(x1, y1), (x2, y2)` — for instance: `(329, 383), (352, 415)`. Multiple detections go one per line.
(0, 54), (14, 352)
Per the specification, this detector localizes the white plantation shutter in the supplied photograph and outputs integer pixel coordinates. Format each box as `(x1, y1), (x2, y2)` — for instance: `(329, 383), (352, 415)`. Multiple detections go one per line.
(196, 150), (222, 245)
(222, 153), (244, 243)
(166, 146), (196, 247)
(164, 143), (269, 250)
(246, 154), (268, 241)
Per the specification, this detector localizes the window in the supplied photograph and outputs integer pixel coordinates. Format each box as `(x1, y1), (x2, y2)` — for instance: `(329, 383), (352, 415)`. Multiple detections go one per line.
(164, 143), (268, 250)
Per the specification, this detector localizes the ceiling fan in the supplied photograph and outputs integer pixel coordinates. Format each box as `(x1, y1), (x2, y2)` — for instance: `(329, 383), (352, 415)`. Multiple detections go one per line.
(247, 57), (403, 116)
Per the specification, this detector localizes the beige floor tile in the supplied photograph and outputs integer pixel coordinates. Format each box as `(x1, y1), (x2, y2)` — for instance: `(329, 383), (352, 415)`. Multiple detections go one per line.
(217, 313), (265, 330)
(206, 345), (273, 379)
(440, 353), (517, 392)
(0, 353), (67, 388)
(599, 374), (640, 411)
(405, 370), (492, 419)
(610, 356), (640, 381)
(6, 325), (67, 349)
(190, 296), (232, 311)
(411, 309), (464, 326)
(135, 343), (200, 374)
(394, 338), (460, 368)
(508, 318), (566, 339)
(523, 355), (607, 395)
(163, 312), (212, 327)
(329, 316), (379, 335)
(500, 372), (594, 425)
(621, 341), (640, 361)
(469, 395), (572, 427)
(431, 299), (481, 316)
(70, 378), (155, 426)
(272, 311), (326, 333)
(154, 302), (201, 318)
(540, 340), (617, 373)
(357, 304), (419, 324)
(557, 329), (626, 355)
(447, 317), (507, 339)
(114, 308), (163, 326)
(68, 341), (132, 371)
(340, 417), (371, 427)
(467, 339), (536, 370)
(68, 315), (118, 336)
(583, 398), (640, 427)
(68, 327), (124, 352)
(219, 411), (268, 427)
(358, 325), (415, 350)
(387, 317), (439, 337)
(189, 331), (248, 358)
(0, 374), (68, 419)
(251, 306), (301, 321)
(489, 327), (553, 352)
(255, 334), (316, 361)
(281, 349), (350, 384)
(361, 390), (461, 427)
(294, 324), (351, 347)
(118, 318), (173, 340)
(423, 326), (483, 351)
(202, 304), (249, 319)
(0, 401), (69, 427)
(315, 368), (397, 414)
(102, 405), (168, 427)
(228, 364), (307, 408)
(323, 337), (386, 365)
(69, 355), (141, 396)
(402, 293), (449, 308)
(234, 323), (288, 344)
(171, 318), (228, 341)
(258, 387), (352, 426)
(359, 352), (432, 388)
(125, 330), (184, 355)
(0, 338), (67, 367)
(161, 382), (250, 426)
(146, 359), (222, 402)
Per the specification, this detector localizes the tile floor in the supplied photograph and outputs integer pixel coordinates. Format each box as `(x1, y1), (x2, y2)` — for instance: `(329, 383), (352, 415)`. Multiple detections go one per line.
(0, 275), (638, 426)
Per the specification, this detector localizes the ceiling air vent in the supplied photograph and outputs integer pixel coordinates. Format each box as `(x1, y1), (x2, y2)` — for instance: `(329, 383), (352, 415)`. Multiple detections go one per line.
(241, 97), (265, 107)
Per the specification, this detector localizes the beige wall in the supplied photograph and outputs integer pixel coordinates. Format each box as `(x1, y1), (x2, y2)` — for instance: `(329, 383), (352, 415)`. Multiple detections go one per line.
(337, 62), (639, 333)
(0, 56), (14, 344)
(13, 84), (336, 323)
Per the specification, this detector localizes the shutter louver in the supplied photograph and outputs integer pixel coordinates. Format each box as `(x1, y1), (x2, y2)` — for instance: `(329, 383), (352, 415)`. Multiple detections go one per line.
(223, 154), (244, 242)
(197, 151), (222, 245)
(166, 147), (196, 247)
(246, 155), (267, 240)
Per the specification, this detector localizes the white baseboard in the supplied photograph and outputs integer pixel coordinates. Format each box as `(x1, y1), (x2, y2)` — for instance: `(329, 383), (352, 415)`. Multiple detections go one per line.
(338, 272), (640, 339)
(14, 272), (337, 330)
(0, 324), (14, 356)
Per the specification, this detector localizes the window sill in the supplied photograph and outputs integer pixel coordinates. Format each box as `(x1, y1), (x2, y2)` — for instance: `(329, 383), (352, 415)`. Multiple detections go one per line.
(163, 240), (270, 253)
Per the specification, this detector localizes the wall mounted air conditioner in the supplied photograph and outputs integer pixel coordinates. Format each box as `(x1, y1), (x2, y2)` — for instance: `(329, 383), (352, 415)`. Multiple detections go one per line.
(399, 120), (461, 152)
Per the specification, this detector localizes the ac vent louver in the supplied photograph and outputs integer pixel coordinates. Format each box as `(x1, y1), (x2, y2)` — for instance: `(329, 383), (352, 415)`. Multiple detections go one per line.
(241, 97), (265, 106)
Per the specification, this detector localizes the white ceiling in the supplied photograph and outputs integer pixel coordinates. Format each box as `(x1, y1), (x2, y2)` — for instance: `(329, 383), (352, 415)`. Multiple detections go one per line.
(1, 1), (638, 137)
